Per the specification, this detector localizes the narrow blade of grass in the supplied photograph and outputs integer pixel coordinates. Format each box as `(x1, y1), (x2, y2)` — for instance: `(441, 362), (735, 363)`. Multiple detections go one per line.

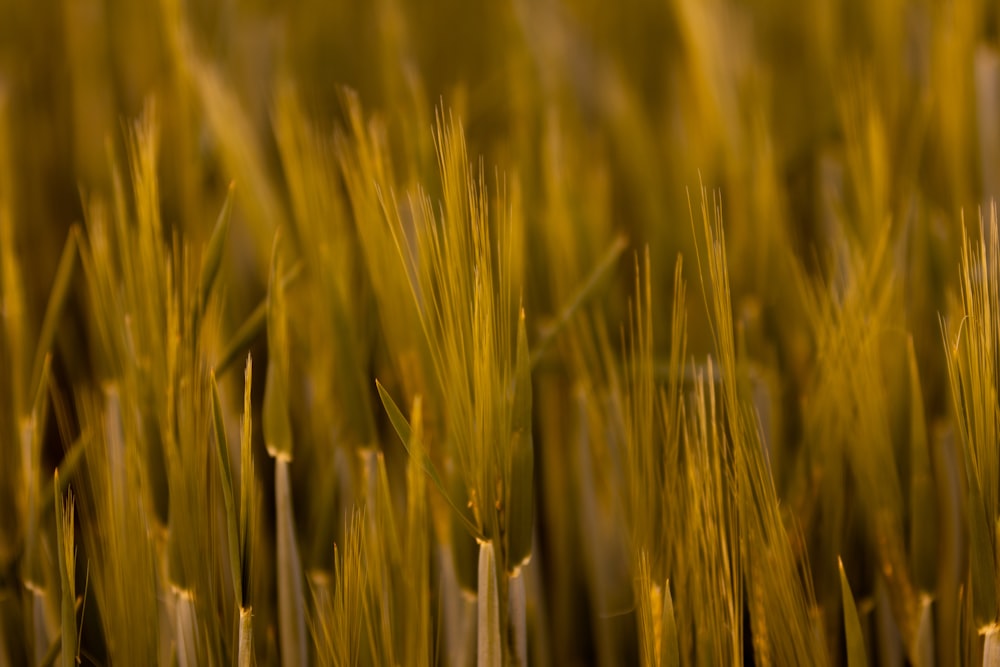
(375, 379), (483, 540)
(239, 355), (256, 609)
(197, 181), (235, 319)
(215, 262), (302, 376)
(506, 308), (533, 572)
(530, 234), (628, 368)
(839, 558), (869, 667)
(263, 235), (293, 460)
(30, 229), (78, 397)
(211, 371), (241, 600)
(39, 435), (86, 519)
(23, 355), (52, 589)
(217, 300), (267, 377)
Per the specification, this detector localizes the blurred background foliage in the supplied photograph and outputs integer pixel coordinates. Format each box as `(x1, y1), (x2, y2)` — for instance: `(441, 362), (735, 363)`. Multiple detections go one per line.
(3, 0), (1000, 664)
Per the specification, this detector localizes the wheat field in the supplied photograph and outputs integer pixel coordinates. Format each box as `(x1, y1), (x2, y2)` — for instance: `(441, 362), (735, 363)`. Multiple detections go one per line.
(2, 0), (1000, 665)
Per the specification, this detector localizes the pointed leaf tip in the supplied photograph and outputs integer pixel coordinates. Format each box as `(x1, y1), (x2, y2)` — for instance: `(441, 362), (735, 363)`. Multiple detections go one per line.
(839, 558), (868, 667)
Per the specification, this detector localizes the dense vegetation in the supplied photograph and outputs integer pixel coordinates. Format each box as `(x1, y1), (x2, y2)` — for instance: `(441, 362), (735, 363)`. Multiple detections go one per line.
(2, 0), (1000, 664)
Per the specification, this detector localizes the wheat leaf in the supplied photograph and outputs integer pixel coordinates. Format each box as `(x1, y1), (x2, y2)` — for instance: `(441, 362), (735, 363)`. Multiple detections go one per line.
(211, 371), (241, 601)
(507, 308), (534, 571)
(30, 230), (77, 398)
(376, 379), (483, 540)
(197, 181), (235, 319)
(839, 558), (869, 667)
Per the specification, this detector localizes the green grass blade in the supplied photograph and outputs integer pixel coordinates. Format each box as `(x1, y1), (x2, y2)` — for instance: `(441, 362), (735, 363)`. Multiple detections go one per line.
(839, 558), (869, 667)
(477, 541), (501, 667)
